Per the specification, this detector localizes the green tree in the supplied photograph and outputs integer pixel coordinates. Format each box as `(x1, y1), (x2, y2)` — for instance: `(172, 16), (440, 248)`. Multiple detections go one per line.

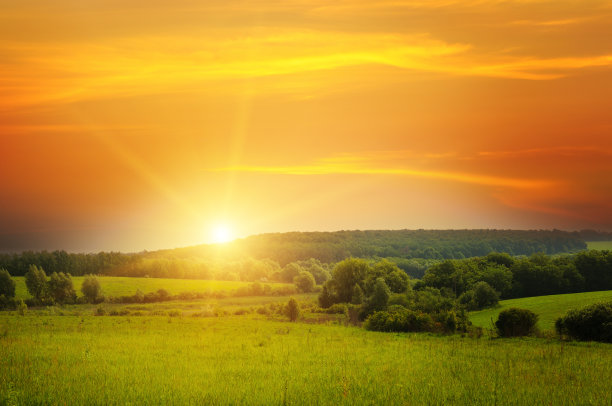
(362, 278), (390, 317)
(25, 265), (48, 302)
(0, 268), (16, 298)
(285, 297), (300, 322)
(281, 263), (304, 283)
(351, 283), (365, 305)
(332, 258), (370, 303)
(293, 271), (316, 293)
(81, 275), (102, 303)
(472, 281), (499, 309)
(318, 282), (335, 308)
(48, 272), (77, 304)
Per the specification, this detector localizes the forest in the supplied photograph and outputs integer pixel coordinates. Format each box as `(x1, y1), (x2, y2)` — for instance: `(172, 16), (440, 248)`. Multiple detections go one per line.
(0, 229), (593, 279)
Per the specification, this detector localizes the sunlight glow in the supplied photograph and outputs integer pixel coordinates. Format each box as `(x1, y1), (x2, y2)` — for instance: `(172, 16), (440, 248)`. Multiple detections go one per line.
(211, 224), (233, 244)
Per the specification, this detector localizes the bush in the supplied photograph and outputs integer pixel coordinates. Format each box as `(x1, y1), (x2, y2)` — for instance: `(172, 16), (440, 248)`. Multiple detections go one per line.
(495, 308), (538, 337)
(364, 308), (434, 333)
(17, 299), (27, 316)
(285, 298), (300, 322)
(81, 275), (103, 303)
(294, 271), (316, 293)
(555, 301), (612, 343)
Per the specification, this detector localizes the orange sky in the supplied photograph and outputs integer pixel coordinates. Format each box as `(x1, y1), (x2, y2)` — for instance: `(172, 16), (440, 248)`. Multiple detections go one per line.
(1, 0), (612, 252)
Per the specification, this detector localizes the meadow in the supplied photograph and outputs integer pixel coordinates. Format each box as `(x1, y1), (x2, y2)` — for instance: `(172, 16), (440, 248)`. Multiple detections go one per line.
(12, 276), (291, 300)
(586, 241), (612, 250)
(469, 290), (612, 331)
(1, 315), (611, 405)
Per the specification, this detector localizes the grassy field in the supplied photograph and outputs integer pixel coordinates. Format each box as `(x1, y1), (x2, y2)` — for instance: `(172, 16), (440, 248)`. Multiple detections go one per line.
(470, 290), (612, 331)
(586, 241), (612, 250)
(12, 276), (291, 299)
(1, 315), (611, 405)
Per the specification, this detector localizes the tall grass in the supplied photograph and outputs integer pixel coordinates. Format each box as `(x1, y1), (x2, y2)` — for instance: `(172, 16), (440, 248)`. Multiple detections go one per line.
(12, 276), (291, 300)
(1, 315), (610, 405)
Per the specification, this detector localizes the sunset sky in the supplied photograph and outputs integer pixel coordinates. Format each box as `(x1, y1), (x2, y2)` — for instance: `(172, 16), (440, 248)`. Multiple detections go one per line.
(1, 0), (612, 252)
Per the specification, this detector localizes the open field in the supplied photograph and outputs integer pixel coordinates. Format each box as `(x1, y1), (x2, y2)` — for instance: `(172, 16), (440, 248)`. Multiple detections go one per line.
(470, 290), (612, 331)
(1, 315), (611, 405)
(586, 241), (612, 250)
(12, 276), (291, 300)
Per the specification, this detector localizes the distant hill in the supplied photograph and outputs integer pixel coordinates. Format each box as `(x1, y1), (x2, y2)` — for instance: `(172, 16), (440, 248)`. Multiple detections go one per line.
(164, 229), (587, 266)
(0, 229), (588, 277)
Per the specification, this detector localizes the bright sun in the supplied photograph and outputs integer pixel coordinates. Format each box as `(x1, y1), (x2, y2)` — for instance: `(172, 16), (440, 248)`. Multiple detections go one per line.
(211, 224), (233, 244)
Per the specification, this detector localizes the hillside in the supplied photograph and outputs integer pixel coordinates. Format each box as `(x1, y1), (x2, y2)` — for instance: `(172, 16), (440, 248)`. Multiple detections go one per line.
(469, 290), (612, 331)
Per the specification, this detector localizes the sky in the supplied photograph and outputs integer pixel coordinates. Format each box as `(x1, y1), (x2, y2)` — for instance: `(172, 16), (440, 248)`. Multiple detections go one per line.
(1, 0), (612, 252)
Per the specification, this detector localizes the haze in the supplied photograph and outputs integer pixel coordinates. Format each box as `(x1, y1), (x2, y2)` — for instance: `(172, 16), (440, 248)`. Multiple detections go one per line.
(1, 0), (611, 252)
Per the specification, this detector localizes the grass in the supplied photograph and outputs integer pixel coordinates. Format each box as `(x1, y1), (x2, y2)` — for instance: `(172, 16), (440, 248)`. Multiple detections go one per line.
(586, 241), (612, 250)
(470, 290), (612, 331)
(12, 276), (291, 300)
(1, 315), (611, 405)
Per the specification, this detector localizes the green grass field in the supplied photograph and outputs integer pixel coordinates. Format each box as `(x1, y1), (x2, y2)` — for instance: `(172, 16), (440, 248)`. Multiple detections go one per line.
(12, 276), (291, 299)
(1, 315), (610, 405)
(470, 290), (612, 331)
(586, 241), (612, 250)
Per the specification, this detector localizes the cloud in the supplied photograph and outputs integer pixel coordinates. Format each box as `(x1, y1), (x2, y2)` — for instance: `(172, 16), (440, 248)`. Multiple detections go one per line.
(211, 151), (554, 189)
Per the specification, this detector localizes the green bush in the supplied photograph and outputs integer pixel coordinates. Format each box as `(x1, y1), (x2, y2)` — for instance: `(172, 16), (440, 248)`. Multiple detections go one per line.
(285, 298), (300, 322)
(364, 308), (434, 333)
(495, 308), (538, 337)
(555, 301), (612, 343)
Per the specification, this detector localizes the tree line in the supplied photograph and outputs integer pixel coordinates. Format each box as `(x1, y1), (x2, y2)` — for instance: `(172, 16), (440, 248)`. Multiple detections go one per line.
(0, 229), (588, 280)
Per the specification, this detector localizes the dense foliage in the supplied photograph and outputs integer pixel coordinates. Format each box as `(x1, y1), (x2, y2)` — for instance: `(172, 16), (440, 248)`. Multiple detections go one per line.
(419, 250), (612, 300)
(0, 268), (16, 298)
(555, 301), (612, 343)
(495, 308), (539, 337)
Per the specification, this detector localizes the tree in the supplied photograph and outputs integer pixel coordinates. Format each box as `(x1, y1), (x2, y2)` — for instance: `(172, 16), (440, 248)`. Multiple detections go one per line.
(363, 278), (390, 316)
(293, 271), (316, 293)
(48, 272), (76, 304)
(81, 275), (102, 303)
(281, 263), (303, 283)
(285, 297), (300, 322)
(471, 281), (499, 309)
(25, 265), (48, 302)
(351, 284), (364, 305)
(318, 282), (335, 308)
(332, 258), (370, 303)
(0, 268), (16, 298)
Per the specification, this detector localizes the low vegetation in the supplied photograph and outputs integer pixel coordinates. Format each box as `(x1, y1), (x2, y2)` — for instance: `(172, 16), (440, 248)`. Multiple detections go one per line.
(555, 301), (612, 343)
(470, 290), (612, 331)
(1, 316), (610, 405)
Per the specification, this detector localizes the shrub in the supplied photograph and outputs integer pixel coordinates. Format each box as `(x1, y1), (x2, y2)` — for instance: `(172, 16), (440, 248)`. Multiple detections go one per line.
(495, 308), (538, 337)
(325, 303), (348, 314)
(17, 299), (27, 316)
(555, 301), (612, 343)
(0, 269), (16, 298)
(81, 275), (103, 303)
(285, 298), (300, 322)
(364, 308), (434, 333)
(294, 271), (316, 293)
(95, 306), (106, 316)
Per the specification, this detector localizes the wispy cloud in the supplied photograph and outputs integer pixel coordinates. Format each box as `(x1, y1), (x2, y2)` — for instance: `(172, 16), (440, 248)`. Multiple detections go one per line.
(211, 152), (554, 189)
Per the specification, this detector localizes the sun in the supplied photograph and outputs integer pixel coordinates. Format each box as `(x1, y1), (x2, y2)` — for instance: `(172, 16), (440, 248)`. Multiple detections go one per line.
(211, 224), (233, 244)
